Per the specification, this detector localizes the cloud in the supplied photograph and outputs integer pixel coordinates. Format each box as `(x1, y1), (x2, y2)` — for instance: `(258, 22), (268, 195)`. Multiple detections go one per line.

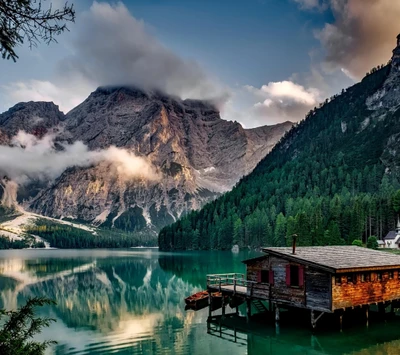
(244, 81), (321, 124)
(1, 80), (91, 113)
(297, 0), (400, 79)
(293, 0), (327, 10)
(0, 131), (159, 185)
(1, 1), (229, 113)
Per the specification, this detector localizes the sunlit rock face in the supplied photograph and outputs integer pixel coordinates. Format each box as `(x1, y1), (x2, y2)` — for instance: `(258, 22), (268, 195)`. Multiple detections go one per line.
(0, 86), (292, 233)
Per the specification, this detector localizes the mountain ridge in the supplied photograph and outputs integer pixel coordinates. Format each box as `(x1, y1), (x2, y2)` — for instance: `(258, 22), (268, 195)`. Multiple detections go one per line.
(0, 86), (292, 240)
(158, 36), (400, 251)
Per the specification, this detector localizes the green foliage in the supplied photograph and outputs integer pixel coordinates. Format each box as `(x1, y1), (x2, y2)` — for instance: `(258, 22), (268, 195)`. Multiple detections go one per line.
(159, 65), (400, 251)
(393, 190), (400, 214)
(352, 239), (363, 247)
(0, 0), (75, 61)
(0, 297), (56, 354)
(25, 219), (156, 248)
(367, 236), (379, 250)
(0, 236), (27, 249)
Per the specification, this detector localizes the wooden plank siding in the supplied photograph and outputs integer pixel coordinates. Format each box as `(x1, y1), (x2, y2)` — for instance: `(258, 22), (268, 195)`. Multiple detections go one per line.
(244, 248), (400, 313)
(246, 256), (270, 299)
(305, 267), (331, 312)
(270, 256), (305, 308)
(332, 270), (400, 310)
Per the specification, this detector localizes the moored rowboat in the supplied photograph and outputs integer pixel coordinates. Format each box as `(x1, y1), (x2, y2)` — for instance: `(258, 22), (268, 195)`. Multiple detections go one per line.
(185, 290), (227, 311)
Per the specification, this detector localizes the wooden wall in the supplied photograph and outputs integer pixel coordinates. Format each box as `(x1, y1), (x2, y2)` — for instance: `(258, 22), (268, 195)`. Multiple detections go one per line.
(332, 270), (400, 309)
(269, 256), (305, 308)
(305, 268), (331, 311)
(246, 256), (332, 311)
(246, 257), (270, 299)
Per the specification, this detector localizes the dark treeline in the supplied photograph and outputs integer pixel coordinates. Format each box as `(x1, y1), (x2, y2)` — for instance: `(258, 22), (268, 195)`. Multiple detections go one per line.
(0, 237), (27, 249)
(159, 64), (400, 251)
(25, 220), (156, 248)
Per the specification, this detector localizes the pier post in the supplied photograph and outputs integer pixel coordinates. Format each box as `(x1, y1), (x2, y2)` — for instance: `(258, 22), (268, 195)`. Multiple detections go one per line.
(339, 312), (343, 332)
(246, 300), (251, 321)
(275, 304), (280, 322)
(275, 304), (280, 335)
(311, 310), (315, 330)
(378, 303), (386, 319)
(208, 292), (212, 317)
(222, 294), (226, 318)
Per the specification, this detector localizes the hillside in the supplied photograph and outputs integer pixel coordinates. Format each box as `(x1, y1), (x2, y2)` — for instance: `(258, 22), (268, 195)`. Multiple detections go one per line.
(158, 38), (400, 251)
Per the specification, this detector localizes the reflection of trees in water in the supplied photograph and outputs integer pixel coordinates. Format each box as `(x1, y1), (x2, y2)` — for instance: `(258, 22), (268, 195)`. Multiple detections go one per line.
(208, 315), (400, 355)
(158, 251), (255, 287)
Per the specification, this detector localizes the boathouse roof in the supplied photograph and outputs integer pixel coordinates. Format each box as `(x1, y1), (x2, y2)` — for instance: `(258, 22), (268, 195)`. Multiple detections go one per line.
(244, 246), (400, 273)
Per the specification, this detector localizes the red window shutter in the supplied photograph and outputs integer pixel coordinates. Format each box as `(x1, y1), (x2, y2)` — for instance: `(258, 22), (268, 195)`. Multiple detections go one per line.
(285, 264), (291, 286)
(257, 270), (262, 283)
(299, 265), (305, 287)
(269, 270), (274, 285)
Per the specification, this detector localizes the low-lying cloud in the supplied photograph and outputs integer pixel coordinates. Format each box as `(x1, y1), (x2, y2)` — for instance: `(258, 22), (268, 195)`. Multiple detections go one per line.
(0, 131), (159, 186)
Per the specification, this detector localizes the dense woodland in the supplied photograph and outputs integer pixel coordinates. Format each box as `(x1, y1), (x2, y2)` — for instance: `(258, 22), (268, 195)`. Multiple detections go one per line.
(25, 220), (155, 248)
(159, 64), (400, 251)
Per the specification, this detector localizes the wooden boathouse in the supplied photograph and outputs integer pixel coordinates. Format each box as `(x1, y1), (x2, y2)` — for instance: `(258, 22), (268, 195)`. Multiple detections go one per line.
(207, 246), (400, 329)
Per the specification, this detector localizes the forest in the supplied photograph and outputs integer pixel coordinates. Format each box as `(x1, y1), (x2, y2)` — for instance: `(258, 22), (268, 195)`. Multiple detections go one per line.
(159, 64), (400, 251)
(24, 219), (155, 248)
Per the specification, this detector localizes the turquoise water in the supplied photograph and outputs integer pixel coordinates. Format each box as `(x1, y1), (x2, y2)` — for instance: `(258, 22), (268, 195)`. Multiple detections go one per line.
(1, 249), (400, 354)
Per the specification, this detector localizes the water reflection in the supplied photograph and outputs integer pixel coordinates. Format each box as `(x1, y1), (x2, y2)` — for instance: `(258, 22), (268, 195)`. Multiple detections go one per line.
(0, 249), (252, 355)
(0, 249), (400, 354)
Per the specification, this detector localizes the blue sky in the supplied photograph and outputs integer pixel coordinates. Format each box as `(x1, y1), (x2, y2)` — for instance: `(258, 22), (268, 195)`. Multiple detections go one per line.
(0, 0), (399, 127)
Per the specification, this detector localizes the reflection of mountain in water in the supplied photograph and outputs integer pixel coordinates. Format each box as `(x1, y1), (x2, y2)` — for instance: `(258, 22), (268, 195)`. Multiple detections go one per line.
(0, 251), (220, 354)
(3, 250), (400, 355)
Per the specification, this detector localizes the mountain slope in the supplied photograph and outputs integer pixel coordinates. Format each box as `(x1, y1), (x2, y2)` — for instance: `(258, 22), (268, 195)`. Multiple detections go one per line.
(0, 87), (291, 238)
(158, 37), (400, 251)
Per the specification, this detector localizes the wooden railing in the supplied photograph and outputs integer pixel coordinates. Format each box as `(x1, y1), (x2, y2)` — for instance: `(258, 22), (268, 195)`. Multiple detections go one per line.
(206, 273), (267, 297)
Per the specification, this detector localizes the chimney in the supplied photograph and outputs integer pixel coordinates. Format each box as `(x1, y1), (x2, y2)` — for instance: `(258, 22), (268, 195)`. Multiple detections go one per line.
(292, 234), (298, 255)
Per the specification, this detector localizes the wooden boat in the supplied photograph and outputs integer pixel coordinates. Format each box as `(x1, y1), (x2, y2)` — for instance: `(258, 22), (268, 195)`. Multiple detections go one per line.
(185, 291), (228, 311)
(185, 291), (209, 310)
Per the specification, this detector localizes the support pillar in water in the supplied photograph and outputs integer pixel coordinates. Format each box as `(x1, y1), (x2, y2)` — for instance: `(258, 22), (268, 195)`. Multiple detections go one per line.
(246, 300), (251, 322)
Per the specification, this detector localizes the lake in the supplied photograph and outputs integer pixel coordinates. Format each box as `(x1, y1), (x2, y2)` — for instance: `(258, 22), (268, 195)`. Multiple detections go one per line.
(1, 249), (400, 354)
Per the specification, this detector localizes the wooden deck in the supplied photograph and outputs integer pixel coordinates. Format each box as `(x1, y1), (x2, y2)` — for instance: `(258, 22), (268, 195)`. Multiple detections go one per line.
(208, 284), (248, 295)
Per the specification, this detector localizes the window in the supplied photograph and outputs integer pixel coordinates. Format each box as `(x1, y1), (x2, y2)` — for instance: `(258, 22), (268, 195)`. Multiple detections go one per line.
(257, 269), (274, 284)
(291, 265), (299, 286)
(377, 272), (382, 281)
(360, 273), (365, 282)
(261, 270), (269, 284)
(335, 276), (341, 285)
(365, 273), (370, 282)
(389, 271), (394, 279)
(286, 264), (304, 287)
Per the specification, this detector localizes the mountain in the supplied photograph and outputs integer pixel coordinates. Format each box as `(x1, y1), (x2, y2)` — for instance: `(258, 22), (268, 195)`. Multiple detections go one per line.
(0, 87), (291, 239)
(158, 35), (400, 251)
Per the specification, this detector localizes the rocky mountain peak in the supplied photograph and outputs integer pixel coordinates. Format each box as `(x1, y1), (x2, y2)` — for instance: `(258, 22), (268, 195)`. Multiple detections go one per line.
(392, 34), (400, 70)
(0, 101), (64, 138)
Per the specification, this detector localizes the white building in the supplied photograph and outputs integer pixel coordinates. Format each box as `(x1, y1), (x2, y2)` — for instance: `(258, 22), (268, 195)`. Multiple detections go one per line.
(384, 219), (400, 249)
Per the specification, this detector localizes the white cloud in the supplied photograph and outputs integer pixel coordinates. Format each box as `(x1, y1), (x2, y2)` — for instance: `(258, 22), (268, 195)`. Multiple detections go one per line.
(1, 1), (229, 113)
(1, 80), (91, 113)
(243, 81), (321, 124)
(0, 131), (159, 185)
